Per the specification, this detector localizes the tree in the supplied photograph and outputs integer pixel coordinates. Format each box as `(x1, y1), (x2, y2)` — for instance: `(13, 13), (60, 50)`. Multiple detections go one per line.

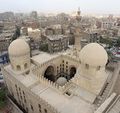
(39, 43), (48, 52)
(0, 88), (6, 108)
(100, 36), (113, 47)
(115, 37), (120, 47)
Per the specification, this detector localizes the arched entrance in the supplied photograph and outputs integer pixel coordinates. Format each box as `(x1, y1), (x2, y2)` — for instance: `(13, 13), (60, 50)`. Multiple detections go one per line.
(44, 66), (55, 82)
(69, 67), (76, 79)
(16, 65), (21, 71)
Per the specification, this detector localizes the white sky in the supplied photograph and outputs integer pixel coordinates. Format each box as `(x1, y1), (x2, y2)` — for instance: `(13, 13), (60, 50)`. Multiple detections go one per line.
(0, 0), (120, 14)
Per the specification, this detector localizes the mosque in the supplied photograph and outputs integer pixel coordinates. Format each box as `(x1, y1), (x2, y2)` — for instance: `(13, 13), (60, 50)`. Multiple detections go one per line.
(2, 9), (120, 113)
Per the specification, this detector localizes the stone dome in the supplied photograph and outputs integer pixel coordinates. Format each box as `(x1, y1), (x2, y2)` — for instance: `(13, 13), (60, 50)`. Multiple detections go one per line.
(56, 77), (67, 86)
(8, 39), (30, 56)
(80, 43), (108, 67)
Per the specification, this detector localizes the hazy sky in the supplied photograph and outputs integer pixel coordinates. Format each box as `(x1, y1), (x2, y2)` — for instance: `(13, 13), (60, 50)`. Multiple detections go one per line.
(0, 0), (120, 14)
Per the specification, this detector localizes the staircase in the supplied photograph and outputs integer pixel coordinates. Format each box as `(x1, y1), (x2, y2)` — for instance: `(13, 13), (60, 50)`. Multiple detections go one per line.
(105, 96), (120, 113)
(94, 62), (120, 109)
(94, 82), (112, 108)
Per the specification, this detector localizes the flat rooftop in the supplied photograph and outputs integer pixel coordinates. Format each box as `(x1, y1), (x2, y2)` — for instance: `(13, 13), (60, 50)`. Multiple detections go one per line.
(31, 52), (60, 65)
(47, 35), (67, 41)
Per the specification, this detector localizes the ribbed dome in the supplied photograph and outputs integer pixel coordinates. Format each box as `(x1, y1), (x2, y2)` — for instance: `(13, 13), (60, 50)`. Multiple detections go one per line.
(80, 43), (108, 66)
(56, 77), (67, 86)
(8, 39), (30, 56)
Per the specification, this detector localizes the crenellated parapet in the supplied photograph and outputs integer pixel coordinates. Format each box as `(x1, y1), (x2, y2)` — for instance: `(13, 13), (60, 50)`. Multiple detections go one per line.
(39, 74), (73, 93)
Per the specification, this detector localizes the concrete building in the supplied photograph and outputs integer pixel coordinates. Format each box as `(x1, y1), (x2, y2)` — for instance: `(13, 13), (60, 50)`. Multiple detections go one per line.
(45, 24), (63, 36)
(0, 22), (4, 33)
(20, 26), (42, 51)
(101, 15), (116, 30)
(27, 27), (41, 40)
(47, 35), (68, 53)
(0, 34), (12, 52)
(88, 30), (100, 43)
(0, 12), (14, 21)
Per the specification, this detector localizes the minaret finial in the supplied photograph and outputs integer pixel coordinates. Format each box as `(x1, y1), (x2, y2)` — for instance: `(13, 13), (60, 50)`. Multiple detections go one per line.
(77, 7), (81, 16)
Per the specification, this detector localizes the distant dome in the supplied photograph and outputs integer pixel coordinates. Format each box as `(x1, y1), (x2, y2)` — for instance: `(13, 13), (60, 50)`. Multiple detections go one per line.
(8, 39), (30, 56)
(56, 77), (67, 86)
(80, 43), (108, 67)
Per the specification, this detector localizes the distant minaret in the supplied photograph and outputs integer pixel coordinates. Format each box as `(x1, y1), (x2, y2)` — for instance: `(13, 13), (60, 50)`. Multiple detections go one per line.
(76, 7), (81, 22)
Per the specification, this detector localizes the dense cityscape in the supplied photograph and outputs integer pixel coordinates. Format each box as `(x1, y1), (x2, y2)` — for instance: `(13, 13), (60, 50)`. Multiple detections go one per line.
(1, 1), (120, 113)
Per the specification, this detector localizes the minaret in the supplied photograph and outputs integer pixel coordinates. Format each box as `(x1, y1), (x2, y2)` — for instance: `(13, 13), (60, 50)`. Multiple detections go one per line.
(73, 8), (82, 56)
(74, 28), (81, 52)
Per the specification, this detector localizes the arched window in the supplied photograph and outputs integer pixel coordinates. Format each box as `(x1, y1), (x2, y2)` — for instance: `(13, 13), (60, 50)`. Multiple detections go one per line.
(16, 65), (21, 71)
(31, 105), (34, 111)
(44, 109), (47, 113)
(85, 64), (89, 69)
(24, 63), (28, 69)
(79, 60), (81, 64)
(97, 66), (101, 71)
(38, 104), (41, 112)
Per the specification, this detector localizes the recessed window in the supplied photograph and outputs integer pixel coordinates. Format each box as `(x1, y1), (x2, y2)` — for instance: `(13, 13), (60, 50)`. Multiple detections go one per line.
(97, 66), (101, 71)
(15, 84), (17, 88)
(57, 69), (59, 73)
(65, 91), (72, 96)
(25, 71), (30, 74)
(44, 109), (47, 113)
(24, 98), (26, 103)
(66, 69), (68, 72)
(79, 60), (81, 64)
(16, 65), (21, 71)
(38, 104), (41, 108)
(20, 95), (22, 99)
(38, 104), (41, 112)
(24, 63), (28, 69)
(26, 107), (28, 112)
(85, 64), (89, 69)
(23, 91), (25, 95)
(31, 105), (34, 111)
